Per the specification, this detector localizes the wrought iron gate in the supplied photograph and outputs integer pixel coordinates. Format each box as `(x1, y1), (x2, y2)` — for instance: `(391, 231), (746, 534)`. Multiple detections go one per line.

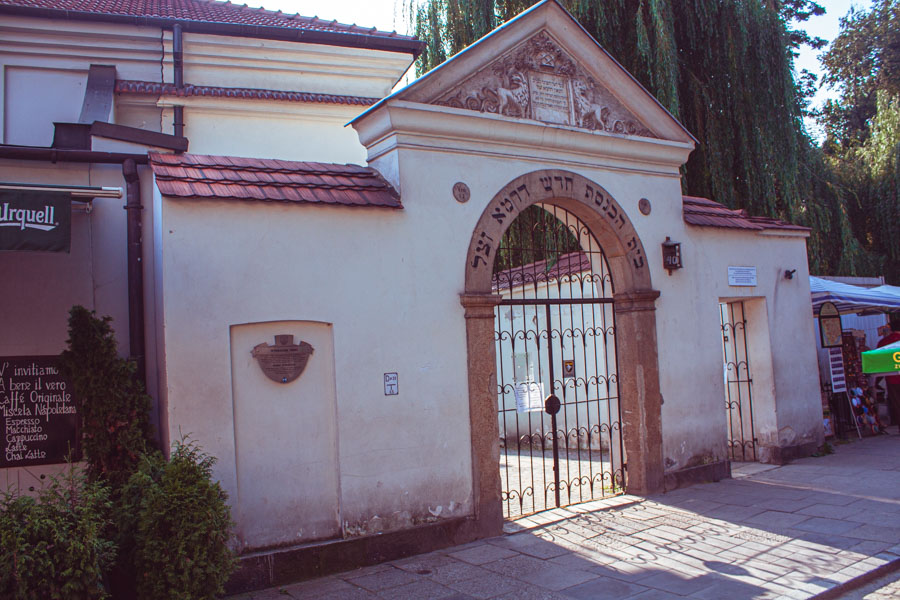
(720, 301), (757, 461)
(493, 204), (624, 519)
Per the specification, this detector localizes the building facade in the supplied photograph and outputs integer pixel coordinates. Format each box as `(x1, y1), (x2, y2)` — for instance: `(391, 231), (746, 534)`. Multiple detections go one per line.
(0, 0), (824, 590)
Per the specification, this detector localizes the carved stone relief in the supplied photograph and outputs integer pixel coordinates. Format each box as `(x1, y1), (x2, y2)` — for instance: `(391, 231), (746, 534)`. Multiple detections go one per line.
(433, 31), (656, 138)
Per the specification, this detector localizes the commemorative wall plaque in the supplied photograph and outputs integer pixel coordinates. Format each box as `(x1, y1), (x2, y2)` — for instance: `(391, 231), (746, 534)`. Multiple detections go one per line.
(251, 335), (314, 384)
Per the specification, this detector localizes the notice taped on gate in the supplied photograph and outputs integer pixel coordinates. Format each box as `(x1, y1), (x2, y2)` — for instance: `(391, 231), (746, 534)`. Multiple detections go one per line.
(514, 381), (544, 413)
(0, 356), (80, 468)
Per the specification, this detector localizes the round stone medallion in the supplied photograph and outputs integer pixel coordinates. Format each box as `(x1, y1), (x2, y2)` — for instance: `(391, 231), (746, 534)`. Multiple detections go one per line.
(638, 197), (652, 215)
(453, 182), (471, 203)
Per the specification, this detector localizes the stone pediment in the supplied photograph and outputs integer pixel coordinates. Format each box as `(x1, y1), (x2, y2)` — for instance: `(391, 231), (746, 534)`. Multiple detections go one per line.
(431, 31), (656, 138)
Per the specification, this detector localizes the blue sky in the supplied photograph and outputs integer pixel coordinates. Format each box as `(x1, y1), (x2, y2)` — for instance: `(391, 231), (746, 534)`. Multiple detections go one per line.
(793, 0), (869, 138)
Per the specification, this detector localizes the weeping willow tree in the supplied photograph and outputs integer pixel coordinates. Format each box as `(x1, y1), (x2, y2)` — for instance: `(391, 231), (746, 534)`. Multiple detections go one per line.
(409, 0), (890, 280)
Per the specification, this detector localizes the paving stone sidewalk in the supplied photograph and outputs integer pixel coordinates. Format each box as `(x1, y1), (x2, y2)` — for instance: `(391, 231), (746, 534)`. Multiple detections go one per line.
(228, 435), (900, 600)
(832, 569), (900, 599)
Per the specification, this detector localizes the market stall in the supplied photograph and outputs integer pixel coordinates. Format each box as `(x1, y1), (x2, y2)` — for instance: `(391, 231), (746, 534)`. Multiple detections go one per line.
(810, 277), (900, 438)
(810, 277), (900, 315)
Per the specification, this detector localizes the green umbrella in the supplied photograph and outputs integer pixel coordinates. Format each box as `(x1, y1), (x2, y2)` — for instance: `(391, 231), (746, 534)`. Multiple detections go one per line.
(862, 341), (900, 375)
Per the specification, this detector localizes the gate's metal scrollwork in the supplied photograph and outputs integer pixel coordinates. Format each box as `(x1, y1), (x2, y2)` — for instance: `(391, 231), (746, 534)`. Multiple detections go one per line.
(493, 204), (624, 519)
(721, 301), (757, 461)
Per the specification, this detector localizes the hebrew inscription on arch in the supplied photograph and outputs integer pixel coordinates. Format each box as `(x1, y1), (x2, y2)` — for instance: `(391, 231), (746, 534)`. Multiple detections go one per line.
(434, 31), (656, 138)
(469, 172), (646, 274)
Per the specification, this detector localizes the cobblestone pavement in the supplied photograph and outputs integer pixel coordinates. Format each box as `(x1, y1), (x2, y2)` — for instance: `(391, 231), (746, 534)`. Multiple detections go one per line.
(228, 435), (900, 600)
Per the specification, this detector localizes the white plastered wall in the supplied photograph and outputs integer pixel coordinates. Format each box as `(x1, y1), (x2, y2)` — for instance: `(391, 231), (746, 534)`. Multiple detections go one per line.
(155, 88), (823, 552)
(164, 32), (412, 98)
(154, 178), (478, 549)
(671, 226), (824, 466)
(0, 16), (163, 145)
(156, 91), (697, 549)
(160, 98), (369, 164)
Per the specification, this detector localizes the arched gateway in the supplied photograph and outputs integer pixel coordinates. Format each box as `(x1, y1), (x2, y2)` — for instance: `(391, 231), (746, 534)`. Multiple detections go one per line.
(460, 169), (663, 530)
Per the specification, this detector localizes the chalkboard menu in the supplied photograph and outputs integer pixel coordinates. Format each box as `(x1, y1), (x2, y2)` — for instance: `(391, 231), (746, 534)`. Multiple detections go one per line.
(1, 356), (80, 468)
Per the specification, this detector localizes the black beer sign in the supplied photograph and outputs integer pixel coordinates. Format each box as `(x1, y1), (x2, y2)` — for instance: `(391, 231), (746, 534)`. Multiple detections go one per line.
(0, 356), (80, 467)
(0, 190), (72, 252)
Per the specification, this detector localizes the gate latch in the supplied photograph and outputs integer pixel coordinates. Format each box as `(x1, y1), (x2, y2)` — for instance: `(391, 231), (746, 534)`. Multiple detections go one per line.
(544, 394), (561, 415)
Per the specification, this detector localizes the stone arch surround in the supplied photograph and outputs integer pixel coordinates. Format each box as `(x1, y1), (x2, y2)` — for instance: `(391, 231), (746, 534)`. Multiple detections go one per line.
(460, 169), (664, 535)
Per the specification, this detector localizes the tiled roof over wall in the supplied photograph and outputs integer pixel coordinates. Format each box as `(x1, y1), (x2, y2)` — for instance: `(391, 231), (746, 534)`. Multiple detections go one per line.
(683, 195), (809, 233)
(0, 0), (394, 35)
(0, 0), (423, 53)
(492, 251), (592, 291)
(149, 152), (401, 208)
(116, 80), (379, 106)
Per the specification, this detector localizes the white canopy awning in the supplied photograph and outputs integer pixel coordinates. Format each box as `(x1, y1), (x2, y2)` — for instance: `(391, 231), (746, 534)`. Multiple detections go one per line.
(871, 284), (900, 297)
(810, 276), (900, 315)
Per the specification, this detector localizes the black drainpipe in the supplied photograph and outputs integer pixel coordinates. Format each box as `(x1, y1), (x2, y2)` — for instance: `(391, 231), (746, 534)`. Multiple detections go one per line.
(122, 158), (146, 389)
(173, 24), (185, 139)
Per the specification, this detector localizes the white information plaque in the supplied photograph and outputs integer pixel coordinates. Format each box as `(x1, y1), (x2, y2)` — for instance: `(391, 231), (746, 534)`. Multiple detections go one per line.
(728, 266), (757, 287)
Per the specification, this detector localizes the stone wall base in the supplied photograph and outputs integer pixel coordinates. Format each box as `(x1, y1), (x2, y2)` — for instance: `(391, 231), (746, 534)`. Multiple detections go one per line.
(226, 516), (495, 595)
(758, 440), (819, 465)
(664, 460), (731, 492)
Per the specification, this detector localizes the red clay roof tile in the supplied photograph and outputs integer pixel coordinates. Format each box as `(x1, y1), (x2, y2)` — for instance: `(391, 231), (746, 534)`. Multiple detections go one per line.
(149, 152), (401, 209)
(492, 251), (593, 291)
(682, 195), (809, 233)
(0, 0), (418, 44)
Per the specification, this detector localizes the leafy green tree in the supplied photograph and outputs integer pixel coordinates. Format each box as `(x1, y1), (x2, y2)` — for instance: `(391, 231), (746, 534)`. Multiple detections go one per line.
(59, 306), (154, 488)
(820, 0), (900, 148)
(819, 0), (900, 282)
(776, 0), (826, 52)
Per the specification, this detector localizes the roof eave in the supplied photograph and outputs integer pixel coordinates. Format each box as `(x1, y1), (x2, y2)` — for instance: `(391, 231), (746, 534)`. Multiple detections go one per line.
(0, 4), (425, 57)
(685, 221), (762, 232)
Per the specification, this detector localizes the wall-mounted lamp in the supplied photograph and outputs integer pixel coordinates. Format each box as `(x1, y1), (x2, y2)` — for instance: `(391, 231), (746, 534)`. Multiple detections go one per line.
(661, 237), (682, 275)
(784, 269), (797, 280)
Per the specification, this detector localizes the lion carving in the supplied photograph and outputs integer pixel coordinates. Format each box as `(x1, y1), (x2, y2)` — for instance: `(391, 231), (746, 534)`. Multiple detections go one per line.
(495, 72), (529, 117)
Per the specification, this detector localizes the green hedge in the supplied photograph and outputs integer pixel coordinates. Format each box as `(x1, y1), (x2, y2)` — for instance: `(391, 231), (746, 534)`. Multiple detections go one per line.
(59, 305), (153, 488)
(118, 442), (236, 600)
(0, 468), (115, 600)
